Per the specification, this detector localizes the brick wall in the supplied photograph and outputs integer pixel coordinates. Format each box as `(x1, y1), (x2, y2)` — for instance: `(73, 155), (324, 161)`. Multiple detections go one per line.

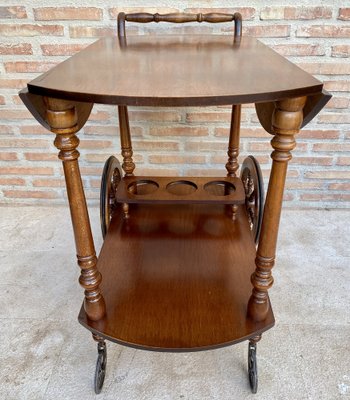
(0, 1), (349, 208)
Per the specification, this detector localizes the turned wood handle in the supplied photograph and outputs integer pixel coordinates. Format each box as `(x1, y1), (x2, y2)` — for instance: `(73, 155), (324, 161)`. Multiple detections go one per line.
(118, 12), (242, 41)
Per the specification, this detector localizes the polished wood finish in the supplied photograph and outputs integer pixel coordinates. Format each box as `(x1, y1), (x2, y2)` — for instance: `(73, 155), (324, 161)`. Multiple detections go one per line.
(116, 176), (245, 204)
(20, 29), (330, 353)
(118, 105), (135, 176)
(27, 36), (323, 107)
(248, 96), (307, 322)
(226, 105), (241, 177)
(44, 97), (106, 321)
(78, 203), (274, 351)
(117, 12), (242, 42)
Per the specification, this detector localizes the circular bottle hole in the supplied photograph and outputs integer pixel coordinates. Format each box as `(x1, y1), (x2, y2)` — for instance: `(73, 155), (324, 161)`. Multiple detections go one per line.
(127, 179), (159, 195)
(166, 180), (198, 196)
(204, 181), (236, 196)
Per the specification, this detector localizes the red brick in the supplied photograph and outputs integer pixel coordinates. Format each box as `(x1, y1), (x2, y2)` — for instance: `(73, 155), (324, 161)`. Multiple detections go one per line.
(129, 110), (181, 122)
(109, 7), (180, 19)
(313, 143), (350, 152)
(241, 25), (290, 37)
(132, 168), (179, 177)
(186, 112), (232, 123)
(338, 8), (350, 20)
(34, 7), (102, 21)
(184, 7), (256, 20)
(186, 168), (230, 177)
(298, 62), (350, 75)
(4, 61), (57, 73)
(0, 167), (53, 175)
(291, 157), (333, 166)
(150, 126), (208, 137)
(80, 167), (103, 176)
(0, 125), (14, 134)
(0, 138), (50, 148)
(272, 44), (325, 56)
(285, 181), (323, 190)
(328, 183), (350, 191)
(331, 45), (350, 58)
(336, 157), (350, 166)
(211, 154), (269, 165)
(0, 152), (18, 161)
(299, 129), (339, 139)
(79, 140), (113, 149)
(0, 95), (5, 105)
(326, 97), (350, 109)
(261, 6), (331, 20)
(0, 109), (33, 120)
(149, 155), (206, 164)
(305, 170), (350, 179)
(89, 111), (111, 121)
(297, 25), (350, 38)
(32, 179), (65, 187)
(133, 141), (179, 151)
(3, 190), (59, 199)
(84, 154), (143, 163)
(20, 125), (50, 135)
(0, 79), (29, 89)
(184, 141), (227, 152)
(300, 193), (350, 202)
(24, 153), (57, 161)
(0, 43), (32, 55)
(318, 114), (350, 124)
(41, 43), (87, 56)
(324, 80), (350, 92)
(0, 6), (27, 19)
(0, 24), (64, 37)
(69, 26), (116, 38)
(0, 178), (25, 186)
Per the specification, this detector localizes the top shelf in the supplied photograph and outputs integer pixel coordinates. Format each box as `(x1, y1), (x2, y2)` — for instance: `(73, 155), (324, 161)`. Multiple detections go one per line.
(26, 35), (322, 106)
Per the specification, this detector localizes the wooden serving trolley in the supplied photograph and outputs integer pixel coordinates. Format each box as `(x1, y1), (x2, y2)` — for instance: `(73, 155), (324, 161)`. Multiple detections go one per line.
(19, 12), (330, 394)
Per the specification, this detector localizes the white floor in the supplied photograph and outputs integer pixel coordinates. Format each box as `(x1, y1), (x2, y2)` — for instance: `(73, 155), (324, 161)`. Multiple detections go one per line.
(0, 206), (349, 400)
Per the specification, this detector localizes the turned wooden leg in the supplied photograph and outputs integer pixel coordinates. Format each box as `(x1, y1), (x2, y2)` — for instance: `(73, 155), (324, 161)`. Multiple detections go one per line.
(118, 105), (135, 176)
(248, 96), (307, 322)
(226, 104), (241, 219)
(45, 97), (106, 321)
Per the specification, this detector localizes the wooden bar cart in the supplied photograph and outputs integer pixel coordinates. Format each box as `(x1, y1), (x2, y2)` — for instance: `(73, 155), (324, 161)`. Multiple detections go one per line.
(19, 12), (330, 394)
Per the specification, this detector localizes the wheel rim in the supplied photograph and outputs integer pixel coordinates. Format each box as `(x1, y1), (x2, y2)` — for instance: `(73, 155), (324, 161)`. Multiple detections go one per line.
(248, 343), (258, 394)
(100, 156), (122, 238)
(240, 156), (264, 244)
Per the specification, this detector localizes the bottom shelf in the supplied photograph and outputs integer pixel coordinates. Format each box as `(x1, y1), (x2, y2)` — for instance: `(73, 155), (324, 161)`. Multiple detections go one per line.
(79, 203), (274, 351)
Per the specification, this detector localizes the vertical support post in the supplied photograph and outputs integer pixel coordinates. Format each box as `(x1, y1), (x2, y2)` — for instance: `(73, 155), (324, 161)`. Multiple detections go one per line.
(118, 105), (135, 176)
(226, 104), (241, 219)
(45, 97), (106, 321)
(248, 96), (306, 322)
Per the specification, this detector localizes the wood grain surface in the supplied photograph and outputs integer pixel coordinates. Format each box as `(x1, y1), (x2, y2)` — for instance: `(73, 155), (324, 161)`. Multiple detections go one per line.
(79, 203), (274, 351)
(27, 35), (322, 107)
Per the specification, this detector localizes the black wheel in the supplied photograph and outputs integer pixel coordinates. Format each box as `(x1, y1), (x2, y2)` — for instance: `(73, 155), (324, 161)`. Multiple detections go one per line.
(248, 342), (258, 394)
(240, 156), (264, 244)
(100, 156), (122, 238)
(94, 341), (107, 394)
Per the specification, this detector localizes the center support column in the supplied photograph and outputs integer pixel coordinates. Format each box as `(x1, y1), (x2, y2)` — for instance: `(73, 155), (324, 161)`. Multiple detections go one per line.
(248, 96), (307, 322)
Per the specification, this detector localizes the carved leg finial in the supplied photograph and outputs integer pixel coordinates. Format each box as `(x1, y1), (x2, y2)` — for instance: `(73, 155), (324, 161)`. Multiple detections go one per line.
(248, 96), (307, 321)
(45, 97), (106, 321)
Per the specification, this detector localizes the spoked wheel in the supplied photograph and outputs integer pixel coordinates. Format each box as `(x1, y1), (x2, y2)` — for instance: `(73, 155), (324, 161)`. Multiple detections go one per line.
(100, 156), (122, 238)
(248, 342), (258, 394)
(94, 341), (107, 394)
(240, 156), (264, 244)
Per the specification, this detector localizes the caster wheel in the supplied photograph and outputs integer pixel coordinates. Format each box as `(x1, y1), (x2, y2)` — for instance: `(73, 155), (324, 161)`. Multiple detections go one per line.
(94, 342), (107, 394)
(248, 342), (258, 394)
(100, 156), (122, 238)
(240, 156), (264, 244)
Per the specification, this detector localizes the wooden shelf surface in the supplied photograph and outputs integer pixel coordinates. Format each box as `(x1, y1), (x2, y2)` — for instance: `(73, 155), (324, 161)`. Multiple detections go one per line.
(117, 176), (246, 204)
(78, 203), (274, 351)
